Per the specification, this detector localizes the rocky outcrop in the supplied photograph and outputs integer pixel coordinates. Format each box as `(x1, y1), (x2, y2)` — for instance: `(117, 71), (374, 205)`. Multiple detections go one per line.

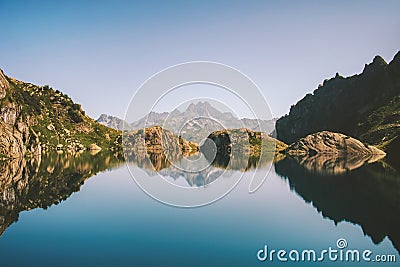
(276, 52), (400, 156)
(204, 128), (287, 155)
(284, 131), (386, 157)
(123, 126), (198, 153)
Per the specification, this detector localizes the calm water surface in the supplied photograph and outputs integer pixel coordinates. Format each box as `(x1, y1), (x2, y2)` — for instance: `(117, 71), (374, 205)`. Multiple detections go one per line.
(0, 151), (398, 266)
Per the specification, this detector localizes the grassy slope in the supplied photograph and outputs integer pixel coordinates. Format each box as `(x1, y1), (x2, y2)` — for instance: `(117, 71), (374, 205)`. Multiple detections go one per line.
(359, 95), (400, 150)
(0, 76), (121, 153)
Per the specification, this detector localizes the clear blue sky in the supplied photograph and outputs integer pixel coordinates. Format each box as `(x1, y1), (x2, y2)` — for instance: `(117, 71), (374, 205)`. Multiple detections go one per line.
(0, 0), (399, 119)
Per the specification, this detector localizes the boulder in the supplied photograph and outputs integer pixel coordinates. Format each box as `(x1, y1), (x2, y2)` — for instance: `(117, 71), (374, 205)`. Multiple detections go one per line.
(88, 143), (102, 151)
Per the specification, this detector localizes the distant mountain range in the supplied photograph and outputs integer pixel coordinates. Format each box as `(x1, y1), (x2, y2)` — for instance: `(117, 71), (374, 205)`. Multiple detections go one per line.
(97, 113), (126, 131)
(97, 102), (276, 142)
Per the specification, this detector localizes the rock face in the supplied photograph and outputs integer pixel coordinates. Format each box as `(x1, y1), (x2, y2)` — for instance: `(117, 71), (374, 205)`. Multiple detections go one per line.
(0, 121), (25, 158)
(0, 70), (29, 158)
(276, 52), (400, 158)
(285, 131), (386, 157)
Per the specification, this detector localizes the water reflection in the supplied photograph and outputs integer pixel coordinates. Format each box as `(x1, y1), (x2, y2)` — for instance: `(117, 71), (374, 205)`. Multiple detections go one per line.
(125, 149), (274, 187)
(288, 153), (386, 175)
(1, 147), (399, 255)
(275, 156), (400, 253)
(0, 151), (124, 236)
(0, 148), (271, 236)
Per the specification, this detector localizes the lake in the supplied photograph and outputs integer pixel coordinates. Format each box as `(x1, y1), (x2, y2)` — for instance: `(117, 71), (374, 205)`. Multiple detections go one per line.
(0, 151), (398, 266)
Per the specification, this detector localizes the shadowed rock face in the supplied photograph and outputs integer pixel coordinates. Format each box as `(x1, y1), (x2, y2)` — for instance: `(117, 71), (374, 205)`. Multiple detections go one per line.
(276, 52), (400, 155)
(275, 157), (400, 253)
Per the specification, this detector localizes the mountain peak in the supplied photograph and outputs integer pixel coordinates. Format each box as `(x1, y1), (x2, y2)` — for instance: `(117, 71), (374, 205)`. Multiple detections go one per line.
(189, 101), (211, 107)
(185, 101), (216, 115)
(97, 113), (109, 120)
(96, 114), (127, 130)
(389, 50), (400, 72)
(392, 50), (400, 63)
(363, 54), (387, 73)
(373, 55), (387, 65)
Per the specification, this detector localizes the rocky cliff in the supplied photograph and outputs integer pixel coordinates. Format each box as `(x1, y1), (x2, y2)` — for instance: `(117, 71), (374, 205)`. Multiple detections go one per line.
(0, 68), (122, 158)
(276, 52), (400, 160)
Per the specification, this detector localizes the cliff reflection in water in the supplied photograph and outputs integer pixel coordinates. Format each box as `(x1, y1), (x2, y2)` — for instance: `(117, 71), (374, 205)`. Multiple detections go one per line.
(0, 151), (124, 237)
(274, 156), (400, 253)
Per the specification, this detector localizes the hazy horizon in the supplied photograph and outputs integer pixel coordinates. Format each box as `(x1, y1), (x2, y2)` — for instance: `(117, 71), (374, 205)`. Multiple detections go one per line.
(1, 0), (399, 120)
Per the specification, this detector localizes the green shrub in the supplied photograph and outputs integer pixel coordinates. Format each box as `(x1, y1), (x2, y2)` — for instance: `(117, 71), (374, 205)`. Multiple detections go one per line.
(68, 109), (83, 123)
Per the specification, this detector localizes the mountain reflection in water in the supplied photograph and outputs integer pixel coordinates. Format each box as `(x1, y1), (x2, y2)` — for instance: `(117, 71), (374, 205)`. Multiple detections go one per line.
(0, 148), (399, 255)
(274, 156), (400, 253)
